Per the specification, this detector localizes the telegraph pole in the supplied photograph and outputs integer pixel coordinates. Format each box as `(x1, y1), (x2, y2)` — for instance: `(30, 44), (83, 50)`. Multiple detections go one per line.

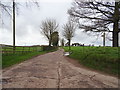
(13, 0), (15, 52)
(102, 32), (105, 47)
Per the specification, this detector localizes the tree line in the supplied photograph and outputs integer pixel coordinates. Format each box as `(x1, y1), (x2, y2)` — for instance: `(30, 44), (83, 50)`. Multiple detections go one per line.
(1, 0), (120, 49)
(40, 18), (76, 49)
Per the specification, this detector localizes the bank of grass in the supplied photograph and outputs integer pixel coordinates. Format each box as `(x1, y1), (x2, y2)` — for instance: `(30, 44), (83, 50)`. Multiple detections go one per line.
(63, 46), (119, 76)
(2, 49), (57, 69)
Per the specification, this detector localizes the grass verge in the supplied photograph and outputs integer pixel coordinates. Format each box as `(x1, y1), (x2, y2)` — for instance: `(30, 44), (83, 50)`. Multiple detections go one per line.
(63, 46), (119, 77)
(2, 49), (57, 69)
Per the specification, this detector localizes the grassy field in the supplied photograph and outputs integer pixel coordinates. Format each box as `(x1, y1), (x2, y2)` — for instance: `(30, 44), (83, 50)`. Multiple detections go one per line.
(2, 46), (57, 69)
(63, 46), (119, 76)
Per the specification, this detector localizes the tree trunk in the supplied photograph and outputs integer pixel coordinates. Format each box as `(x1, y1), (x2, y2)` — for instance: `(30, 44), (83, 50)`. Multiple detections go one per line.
(13, 0), (16, 52)
(49, 39), (51, 46)
(49, 35), (52, 46)
(103, 32), (105, 47)
(68, 39), (71, 51)
(113, 2), (119, 47)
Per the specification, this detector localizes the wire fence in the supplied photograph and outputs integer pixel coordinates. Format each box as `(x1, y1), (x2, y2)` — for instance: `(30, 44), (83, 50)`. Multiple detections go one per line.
(1, 45), (42, 54)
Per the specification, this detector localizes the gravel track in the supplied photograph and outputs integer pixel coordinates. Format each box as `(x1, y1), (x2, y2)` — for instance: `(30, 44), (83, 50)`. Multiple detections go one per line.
(2, 49), (119, 88)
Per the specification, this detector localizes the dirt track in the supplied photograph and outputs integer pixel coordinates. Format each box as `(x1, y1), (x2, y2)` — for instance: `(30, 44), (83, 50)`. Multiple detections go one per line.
(2, 49), (119, 88)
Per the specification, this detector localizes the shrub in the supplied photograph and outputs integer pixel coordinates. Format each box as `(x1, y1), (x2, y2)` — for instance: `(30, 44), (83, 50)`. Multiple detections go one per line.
(42, 46), (58, 51)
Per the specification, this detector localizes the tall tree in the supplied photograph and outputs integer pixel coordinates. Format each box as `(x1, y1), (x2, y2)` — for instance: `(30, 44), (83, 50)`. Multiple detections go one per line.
(0, 2), (12, 27)
(63, 20), (76, 50)
(51, 31), (59, 46)
(0, 1), (39, 52)
(0, 2), (11, 16)
(40, 19), (59, 46)
(68, 0), (120, 47)
(61, 38), (65, 47)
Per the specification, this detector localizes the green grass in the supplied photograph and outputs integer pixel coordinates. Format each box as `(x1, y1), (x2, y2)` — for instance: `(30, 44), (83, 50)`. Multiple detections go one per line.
(1, 45), (58, 69)
(63, 46), (119, 76)
(2, 47), (57, 68)
(2, 51), (46, 68)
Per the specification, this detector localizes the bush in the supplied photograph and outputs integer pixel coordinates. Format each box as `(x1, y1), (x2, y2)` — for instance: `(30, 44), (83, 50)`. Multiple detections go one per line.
(42, 46), (58, 51)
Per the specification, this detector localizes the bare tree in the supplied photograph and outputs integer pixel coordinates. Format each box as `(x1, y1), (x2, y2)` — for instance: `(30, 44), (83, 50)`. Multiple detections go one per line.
(40, 19), (59, 46)
(63, 21), (76, 50)
(0, 2), (11, 17)
(0, 1), (39, 52)
(68, 0), (120, 47)
(60, 38), (65, 47)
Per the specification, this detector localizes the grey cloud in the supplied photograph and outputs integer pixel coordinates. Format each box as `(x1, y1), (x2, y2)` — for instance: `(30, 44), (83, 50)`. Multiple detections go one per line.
(0, 1), (113, 46)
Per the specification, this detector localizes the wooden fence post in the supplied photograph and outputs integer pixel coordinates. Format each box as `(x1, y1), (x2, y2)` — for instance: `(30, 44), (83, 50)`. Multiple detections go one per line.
(36, 47), (37, 52)
(22, 47), (24, 53)
(29, 47), (30, 52)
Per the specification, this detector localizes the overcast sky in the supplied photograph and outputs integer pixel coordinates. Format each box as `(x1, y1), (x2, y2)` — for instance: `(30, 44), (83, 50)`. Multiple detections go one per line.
(0, 0), (113, 46)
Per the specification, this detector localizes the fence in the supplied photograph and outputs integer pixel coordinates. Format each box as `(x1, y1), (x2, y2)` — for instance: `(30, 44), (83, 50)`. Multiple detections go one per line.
(1, 45), (42, 54)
